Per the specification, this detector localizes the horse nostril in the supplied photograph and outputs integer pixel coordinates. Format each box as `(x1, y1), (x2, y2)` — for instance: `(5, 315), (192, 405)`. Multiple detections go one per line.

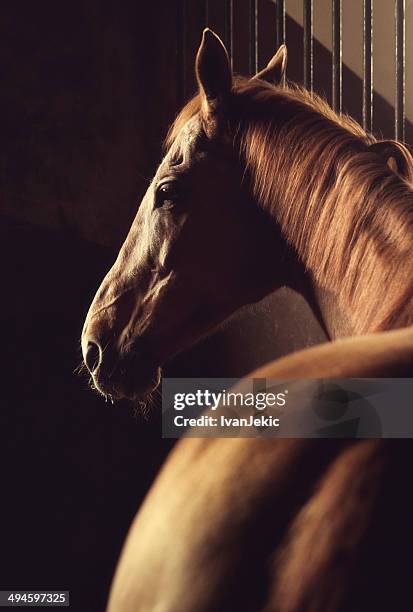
(85, 341), (102, 373)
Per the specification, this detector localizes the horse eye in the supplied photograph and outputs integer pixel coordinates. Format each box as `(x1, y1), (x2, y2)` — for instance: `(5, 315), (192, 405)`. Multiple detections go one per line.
(155, 182), (179, 209)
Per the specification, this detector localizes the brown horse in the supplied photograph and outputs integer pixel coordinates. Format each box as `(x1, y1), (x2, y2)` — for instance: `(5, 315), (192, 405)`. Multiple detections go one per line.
(81, 29), (413, 611)
(107, 329), (413, 612)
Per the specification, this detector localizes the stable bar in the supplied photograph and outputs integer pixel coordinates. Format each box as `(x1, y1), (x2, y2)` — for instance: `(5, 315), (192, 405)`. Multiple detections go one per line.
(225, 0), (234, 68)
(275, 0), (285, 49)
(303, 0), (313, 91)
(249, 0), (258, 74)
(363, 0), (373, 131)
(332, 0), (342, 113)
(395, 0), (405, 141)
(204, 0), (209, 26)
(177, 0), (186, 105)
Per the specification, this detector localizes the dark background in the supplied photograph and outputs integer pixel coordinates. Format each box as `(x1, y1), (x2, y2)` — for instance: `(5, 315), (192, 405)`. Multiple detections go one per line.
(0, 2), (411, 610)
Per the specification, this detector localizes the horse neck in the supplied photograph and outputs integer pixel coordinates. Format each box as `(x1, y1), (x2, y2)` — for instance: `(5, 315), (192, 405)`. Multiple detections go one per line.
(241, 107), (413, 339)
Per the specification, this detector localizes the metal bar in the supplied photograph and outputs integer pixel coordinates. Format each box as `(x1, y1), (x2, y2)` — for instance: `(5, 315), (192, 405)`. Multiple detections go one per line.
(303, 0), (313, 91)
(332, 0), (342, 113)
(204, 0), (209, 26)
(275, 0), (285, 49)
(177, 0), (186, 105)
(225, 0), (234, 69)
(249, 0), (258, 74)
(363, 0), (373, 131)
(395, 0), (405, 141)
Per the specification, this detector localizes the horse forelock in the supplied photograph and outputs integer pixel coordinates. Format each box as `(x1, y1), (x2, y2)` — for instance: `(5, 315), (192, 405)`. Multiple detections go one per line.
(164, 95), (202, 152)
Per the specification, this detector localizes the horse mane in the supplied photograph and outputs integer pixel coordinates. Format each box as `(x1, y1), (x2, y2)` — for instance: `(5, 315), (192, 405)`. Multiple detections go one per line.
(165, 77), (371, 148)
(167, 77), (413, 332)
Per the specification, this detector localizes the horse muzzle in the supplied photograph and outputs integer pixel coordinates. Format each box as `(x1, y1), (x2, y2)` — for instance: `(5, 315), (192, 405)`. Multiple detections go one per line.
(82, 322), (161, 402)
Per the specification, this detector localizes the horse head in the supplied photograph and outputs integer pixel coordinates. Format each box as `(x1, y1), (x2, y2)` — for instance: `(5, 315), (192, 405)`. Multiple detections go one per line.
(81, 30), (288, 402)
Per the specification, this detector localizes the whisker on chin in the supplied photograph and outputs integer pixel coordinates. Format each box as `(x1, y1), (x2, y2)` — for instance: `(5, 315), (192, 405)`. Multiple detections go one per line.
(132, 389), (158, 421)
(73, 361), (87, 376)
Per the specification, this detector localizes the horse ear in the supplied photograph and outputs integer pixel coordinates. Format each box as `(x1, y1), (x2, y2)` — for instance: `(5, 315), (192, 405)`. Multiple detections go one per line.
(253, 45), (287, 85)
(369, 140), (413, 182)
(195, 28), (232, 115)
